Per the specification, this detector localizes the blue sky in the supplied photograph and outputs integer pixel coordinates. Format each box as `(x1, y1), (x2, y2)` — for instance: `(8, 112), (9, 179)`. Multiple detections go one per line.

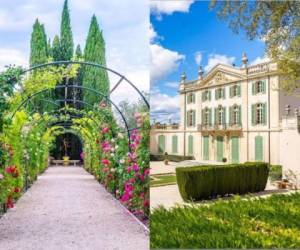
(0, 0), (149, 104)
(150, 0), (268, 123)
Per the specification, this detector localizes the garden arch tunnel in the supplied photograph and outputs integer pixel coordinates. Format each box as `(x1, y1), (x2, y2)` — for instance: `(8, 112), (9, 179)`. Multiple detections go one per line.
(8, 60), (149, 157)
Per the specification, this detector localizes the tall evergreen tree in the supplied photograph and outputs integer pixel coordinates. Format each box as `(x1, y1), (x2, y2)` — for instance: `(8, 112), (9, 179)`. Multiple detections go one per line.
(82, 15), (110, 104)
(52, 35), (61, 61)
(47, 38), (52, 58)
(75, 44), (82, 59)
(60, 0), (74, 60)
(29, 19), (48, 67)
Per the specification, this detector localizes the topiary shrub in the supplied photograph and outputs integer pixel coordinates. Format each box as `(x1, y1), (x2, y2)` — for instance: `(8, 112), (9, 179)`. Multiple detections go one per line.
(176, 162), (269, 201)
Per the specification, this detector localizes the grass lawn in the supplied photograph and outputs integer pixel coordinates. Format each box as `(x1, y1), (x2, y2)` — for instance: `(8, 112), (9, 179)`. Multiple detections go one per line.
(150, 174), (177, 187)
(150, 192), (300, 249)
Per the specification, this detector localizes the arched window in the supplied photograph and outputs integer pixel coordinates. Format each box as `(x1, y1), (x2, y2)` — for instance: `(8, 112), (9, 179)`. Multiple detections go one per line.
(158, 135), (165, 154)
(203, 107), (210, 125)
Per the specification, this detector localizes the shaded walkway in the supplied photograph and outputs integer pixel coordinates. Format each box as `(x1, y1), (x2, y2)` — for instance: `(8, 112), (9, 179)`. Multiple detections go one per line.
(0, 167), (148, 250)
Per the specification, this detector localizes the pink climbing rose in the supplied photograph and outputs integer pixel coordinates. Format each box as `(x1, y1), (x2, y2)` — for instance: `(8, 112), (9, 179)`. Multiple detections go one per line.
(101, 159), (110, 166)
(101, 127), (109, 133)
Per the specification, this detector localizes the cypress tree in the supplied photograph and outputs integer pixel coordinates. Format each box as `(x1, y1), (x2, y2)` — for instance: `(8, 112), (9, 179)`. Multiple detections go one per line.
(82, 15), (110, 104)
(29, 19), (48, 67)
(60, 0), (74, 60)
(47, 38), (52, 58)
(52, 35), (61, 61)
(75, 44), (82, 59)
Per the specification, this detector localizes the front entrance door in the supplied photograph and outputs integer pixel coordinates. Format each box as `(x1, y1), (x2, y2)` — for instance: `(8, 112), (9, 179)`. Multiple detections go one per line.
(216, 136), (224, 162)
(231, 136), (239, 163)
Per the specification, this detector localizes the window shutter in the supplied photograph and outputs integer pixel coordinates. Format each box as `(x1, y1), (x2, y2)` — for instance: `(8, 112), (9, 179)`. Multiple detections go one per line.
(252, 83), (255, 95)
(262, 80), (266, 93)
(172, 136), (178, 154)
(230, 86), (233, 98)
(238, 84), (241, 96)
(255, 136), (263, 161)
(202, 92), (205, 101)
(223, 88), (226, 99)
(229, 106), (233, 124)
(186, 111), (189, 126)
(238, 105), (242, 125)
(193, 93), (195, 103)
(262, 103), (267, 125)
(209, 108), (212, 125)
(223, 107), (226, 124)
(251, 104), (256, 125)
(188, 135), (193, 155)
(215, 89), (217, 100)
(192, 110), (196, 126)
(201, 109), (204, 124)
(208, 90), (211, 101)
(214, 108), (217, 125)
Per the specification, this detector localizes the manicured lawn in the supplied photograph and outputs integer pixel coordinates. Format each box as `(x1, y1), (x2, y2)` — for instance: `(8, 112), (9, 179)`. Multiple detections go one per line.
(150, 192), (300, 249)
(150, 174), (177, 187)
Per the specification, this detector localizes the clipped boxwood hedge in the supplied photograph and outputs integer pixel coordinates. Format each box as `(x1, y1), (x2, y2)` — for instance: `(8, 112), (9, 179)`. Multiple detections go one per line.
(150, 154), (194, 162)
(176, 162), (269, 201)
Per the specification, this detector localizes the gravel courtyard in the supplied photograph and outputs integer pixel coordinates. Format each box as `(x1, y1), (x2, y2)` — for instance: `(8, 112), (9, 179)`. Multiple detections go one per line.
(0, 166), (148, 250)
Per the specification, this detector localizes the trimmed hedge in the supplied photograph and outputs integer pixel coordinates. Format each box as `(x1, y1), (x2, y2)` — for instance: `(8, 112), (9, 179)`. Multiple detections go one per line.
(176, 162), (269, 201)
(150, 154), (194, 162)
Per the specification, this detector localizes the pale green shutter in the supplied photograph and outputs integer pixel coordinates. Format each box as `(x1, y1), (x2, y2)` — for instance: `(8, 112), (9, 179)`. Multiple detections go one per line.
(216, 136), (224, 162)
(251, 104), (256, 125)
(238, 106), (242, 125)
(208, 90), (211, 100)
(252, 83), (255, 95)
(214, 108), (217, 125)
(192, 110), (196, 126)
(223, 107), (226, 124)
(158, 135), (165, 153)
(237, 84), (241, 96)
(203, 136), (209, 160)
(229, 106), (233, 124)
(230, 86), (233, 98)
(231, 136), (239, 163)
(255, 136), (263, 161)
(215, 89), (217, 100)
(202, 92), (205, 101)
(262, 103), (267, 125)
(223, 88), (226, 99)
(172, 135), (178, 154)
(188, 135), (193, 155)
(201, 109), (204, 124)
(209, 108), (212, 125)
(262, 80), (266, 93)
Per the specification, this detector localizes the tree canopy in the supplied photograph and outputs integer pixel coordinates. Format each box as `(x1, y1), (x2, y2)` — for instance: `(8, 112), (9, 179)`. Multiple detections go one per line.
(210, 0), (300, 93)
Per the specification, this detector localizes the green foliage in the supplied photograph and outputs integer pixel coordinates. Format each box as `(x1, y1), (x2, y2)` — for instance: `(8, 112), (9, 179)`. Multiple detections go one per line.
(60, 0), (74, 60)
(210, 1), (300, 93)
(269, 164), (283, 182)
(150, 192), (300, 249)
(176, 162), (269, 201)
(30, 19), (48, 67)
(150, 154), (194, 162)
(150, 174), (176, 187)
(52, 35), (61, 61)
(82, 15), (110, 104)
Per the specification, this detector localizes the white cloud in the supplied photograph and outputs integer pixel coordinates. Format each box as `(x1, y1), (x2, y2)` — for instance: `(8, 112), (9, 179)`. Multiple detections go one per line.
(151, 43), (185, 82)
(164, 81), (179, 89)
(0, 0), (149, 105)
(150, 0), (195, 15)
(194, 51), (202, 65)
(250, 56), (270, 65)
(149, 24), (158, 43)
(204, 53), (235, 72)
(0, 48), (28, 71)
(150, 87), (179, 122)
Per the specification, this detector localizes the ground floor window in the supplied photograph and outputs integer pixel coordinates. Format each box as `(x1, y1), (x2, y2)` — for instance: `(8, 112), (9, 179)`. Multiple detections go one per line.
(158, 135), (165, 154)
(255, 135), (263, 161)
(172, 135), (178, 154)
(188, 135), (193, 155)
(203, 136), (209, 160)
(216, 136), (224, 162)
(231, 136), (239, 163)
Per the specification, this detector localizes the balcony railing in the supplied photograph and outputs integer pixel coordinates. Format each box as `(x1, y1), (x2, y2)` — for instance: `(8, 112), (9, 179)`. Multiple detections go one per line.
(198, 123), (242, 131)
(152, 124), (179, 130)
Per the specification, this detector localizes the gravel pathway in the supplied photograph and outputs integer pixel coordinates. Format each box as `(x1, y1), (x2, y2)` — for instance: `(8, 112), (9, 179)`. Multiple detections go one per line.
(0, 166), (149, 250)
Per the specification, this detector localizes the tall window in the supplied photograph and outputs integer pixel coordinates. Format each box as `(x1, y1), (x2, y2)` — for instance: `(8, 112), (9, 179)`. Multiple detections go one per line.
(187, 92), (195, 103)
(215, 105), (225, 125)
(188, 135), (193, 155)
(172, 135), (178, 154)
(203, 108), (210, 125)
(253, 80), (265, 95)
(202, 90), (211, 101)
(158, 135), (165, 153)
(252, 103), (267, 125)
(215, 88), (225, 100)
(255, 135), (263, 161)
(233, 105), (239, 124)
(187, 110), (195, 127)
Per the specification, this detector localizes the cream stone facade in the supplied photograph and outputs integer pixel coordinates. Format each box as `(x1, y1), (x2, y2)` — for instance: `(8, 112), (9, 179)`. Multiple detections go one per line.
(150, 58), (300, 173)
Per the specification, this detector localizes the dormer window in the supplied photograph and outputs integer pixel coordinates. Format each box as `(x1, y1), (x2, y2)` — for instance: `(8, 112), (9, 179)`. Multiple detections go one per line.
(252, 80), (266, 95)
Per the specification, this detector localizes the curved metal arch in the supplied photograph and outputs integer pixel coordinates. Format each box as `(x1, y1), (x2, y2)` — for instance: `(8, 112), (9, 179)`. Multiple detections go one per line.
(9, 61), (149, 109)
(12, 85), (131, 141)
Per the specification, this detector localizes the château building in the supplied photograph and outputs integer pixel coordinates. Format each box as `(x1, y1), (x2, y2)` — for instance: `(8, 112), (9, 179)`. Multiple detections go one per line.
(150, 54), (300, 173)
